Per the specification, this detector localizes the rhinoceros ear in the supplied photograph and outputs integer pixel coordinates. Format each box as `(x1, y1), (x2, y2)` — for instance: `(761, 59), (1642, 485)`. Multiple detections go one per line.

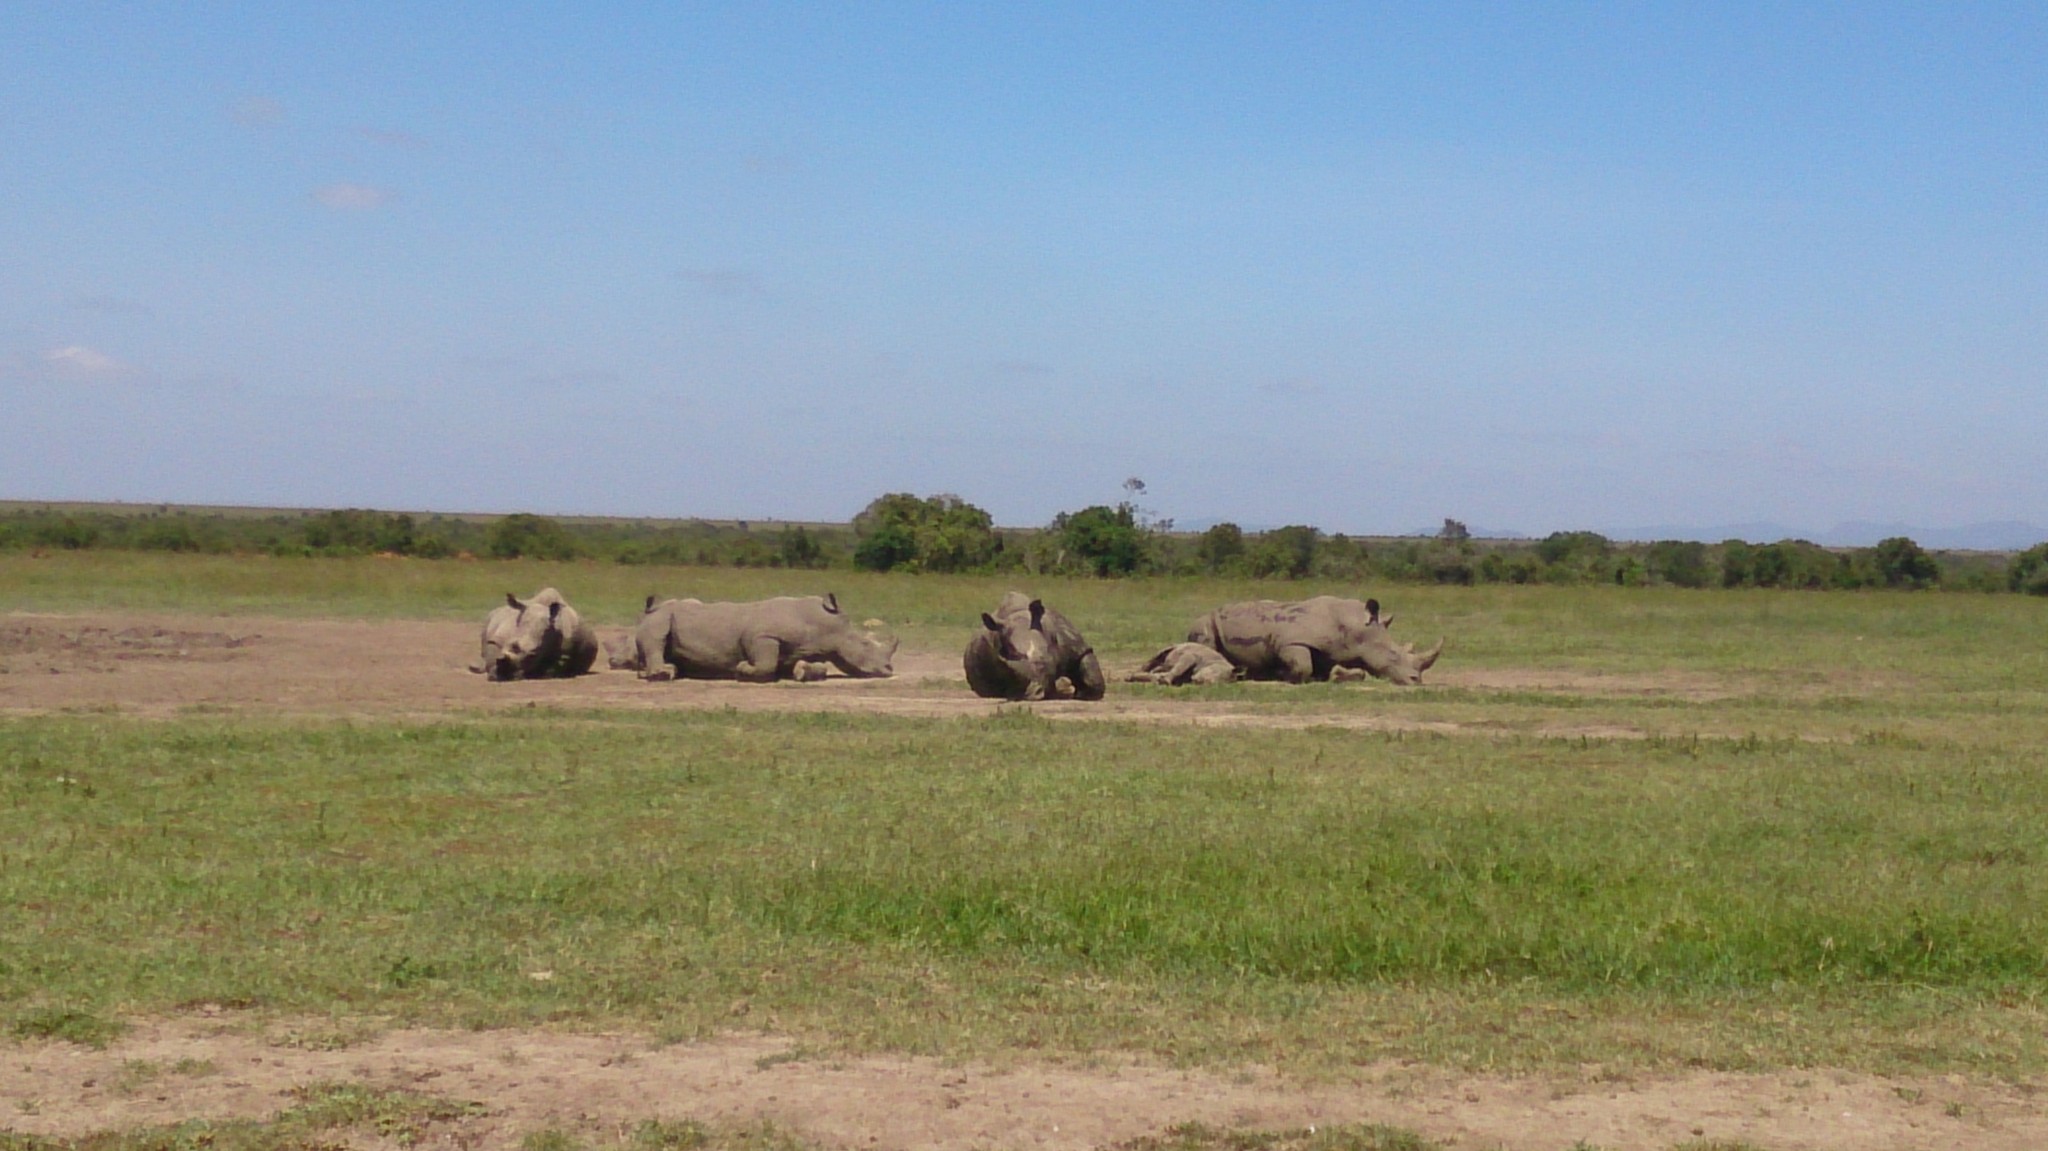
(506, 592), (525, 611)
(1028, 599), (1045, 631)
(981, 612), (1002, 632)
(822, 592), (840, 614)
(1365, 598), (1380, 624)
(548, 601), (563, 622)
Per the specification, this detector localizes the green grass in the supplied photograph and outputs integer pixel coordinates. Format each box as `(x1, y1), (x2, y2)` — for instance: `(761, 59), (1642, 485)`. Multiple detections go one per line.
(3, 709), (2045, 1074)
(0, 1082), (485, 1151)
(6, 553), (2048, 1076)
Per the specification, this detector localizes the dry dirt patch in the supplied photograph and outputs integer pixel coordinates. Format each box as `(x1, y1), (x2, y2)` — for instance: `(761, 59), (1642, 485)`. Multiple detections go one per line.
(0, 611), (1641, 736)
(3, 1020), (2041, 1150)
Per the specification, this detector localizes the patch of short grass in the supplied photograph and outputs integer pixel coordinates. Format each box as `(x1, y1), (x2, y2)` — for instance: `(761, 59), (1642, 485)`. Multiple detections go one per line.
(4, 709), (2047, 1073)
(0, 1081), (484, 1151)
(6, 1010), (124, 1049)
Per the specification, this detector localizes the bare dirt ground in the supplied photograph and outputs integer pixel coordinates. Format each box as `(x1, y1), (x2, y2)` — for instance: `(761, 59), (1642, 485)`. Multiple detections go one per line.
(0, 611), (1705, 736)
(7, 610), (2036, 1147)
(5, 1017), (2044, 1151)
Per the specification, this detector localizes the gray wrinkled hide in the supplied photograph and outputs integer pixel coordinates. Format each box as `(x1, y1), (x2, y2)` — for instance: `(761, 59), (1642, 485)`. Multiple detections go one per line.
(1188, 596), (1442, 685)
(604, 595), (670, 671)
(964, 591), (1106, 701)
(633, 595), (896, 682)
(473, 587), (599, 681)
(1126, 641), (1238, 686)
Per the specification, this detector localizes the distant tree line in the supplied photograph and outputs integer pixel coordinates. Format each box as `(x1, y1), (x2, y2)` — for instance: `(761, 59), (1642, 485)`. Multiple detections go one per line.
(0, 499), (2036, 593)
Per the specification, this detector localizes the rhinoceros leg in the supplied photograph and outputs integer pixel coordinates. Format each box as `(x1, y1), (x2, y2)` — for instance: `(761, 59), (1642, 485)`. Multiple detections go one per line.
(1276, 644), (1320, 684)
(1070, 651), (1106, 701)
(735, 634), (785, 682)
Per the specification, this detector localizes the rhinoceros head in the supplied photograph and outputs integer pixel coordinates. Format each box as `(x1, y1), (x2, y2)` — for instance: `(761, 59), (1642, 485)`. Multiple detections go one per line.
(1368, 636), (1444, 685)
(489, 591), (565, 681)
(1343, 598), (1442, 685)
(818, 593), (896, 678)
(834, 629), (899, 678)
(982, 598), (1057, 700)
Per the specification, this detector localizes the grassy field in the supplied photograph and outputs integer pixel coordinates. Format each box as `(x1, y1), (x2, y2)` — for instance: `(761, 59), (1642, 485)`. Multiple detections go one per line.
(4, 552), (2048, 1078)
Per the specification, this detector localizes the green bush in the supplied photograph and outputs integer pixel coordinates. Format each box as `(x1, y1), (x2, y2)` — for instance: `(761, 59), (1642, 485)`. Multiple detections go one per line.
(302, 509), (419, 555)
(1536, 531), (1611, 566)
(135, 517), (216, 553)
(1645, 540), (1711, 588)
(1196, 523), (1246, 573)
(487, 513), (579, 560)
(1871, 536), (1940, 589)
(852, 493), (1000, 573)
(1055, 503), (1148, 577)
(778, 526), (825, 569)
(1245, 525), (1319, 579)
(31, 516), (99, 550)
(2008, 544), (2048, 595)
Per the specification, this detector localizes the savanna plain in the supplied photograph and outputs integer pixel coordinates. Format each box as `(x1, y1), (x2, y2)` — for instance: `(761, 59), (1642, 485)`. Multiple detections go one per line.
(3, 552), (2047, 1151)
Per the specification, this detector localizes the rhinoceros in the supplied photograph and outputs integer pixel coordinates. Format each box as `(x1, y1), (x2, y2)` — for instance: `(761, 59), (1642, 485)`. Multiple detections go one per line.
(1187, 596), (1442, 684)
(632, 593), (896, 682)
(472, 588), (599, 681)
(964, 591), (1105, 701)
(605, 595), (670, 670)
(1125, 641), (1239, 686)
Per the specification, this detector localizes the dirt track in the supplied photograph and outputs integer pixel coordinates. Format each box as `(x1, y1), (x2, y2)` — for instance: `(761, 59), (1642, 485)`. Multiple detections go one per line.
(0, 611), (1696, 735)
(5, 1018), (2043, 1151)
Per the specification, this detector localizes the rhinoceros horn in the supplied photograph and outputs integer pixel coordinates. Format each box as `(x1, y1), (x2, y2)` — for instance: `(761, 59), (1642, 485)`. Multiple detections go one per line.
(643, 594), (658, 614)
(1416, 638), (1444, 673)
(506, 592), (524, 611)
(1028, 599), (1046, 631)
(822, 592), (840, 614)
(1365, 598), (1380, 623)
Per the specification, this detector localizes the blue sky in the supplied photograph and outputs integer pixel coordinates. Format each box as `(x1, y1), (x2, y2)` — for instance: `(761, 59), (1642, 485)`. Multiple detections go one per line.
(3, 4), (2043, 536)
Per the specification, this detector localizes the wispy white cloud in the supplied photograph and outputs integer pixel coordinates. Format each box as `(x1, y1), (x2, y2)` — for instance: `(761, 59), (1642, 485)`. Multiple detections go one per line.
(230, 96), (284, 127)
(312, 183), (394, 211)
(43, 345), (128, 375)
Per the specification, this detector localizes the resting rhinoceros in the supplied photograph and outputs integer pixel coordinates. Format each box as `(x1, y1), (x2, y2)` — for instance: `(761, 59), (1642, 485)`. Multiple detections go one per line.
(632, 593), (896, 682)
(605, 595), (669, 670)
(1187, 596), (1442, 684)
(1125, 641), (1238, 686)
(964, 591), (1105, 701)
(472, 588), (599, 681)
